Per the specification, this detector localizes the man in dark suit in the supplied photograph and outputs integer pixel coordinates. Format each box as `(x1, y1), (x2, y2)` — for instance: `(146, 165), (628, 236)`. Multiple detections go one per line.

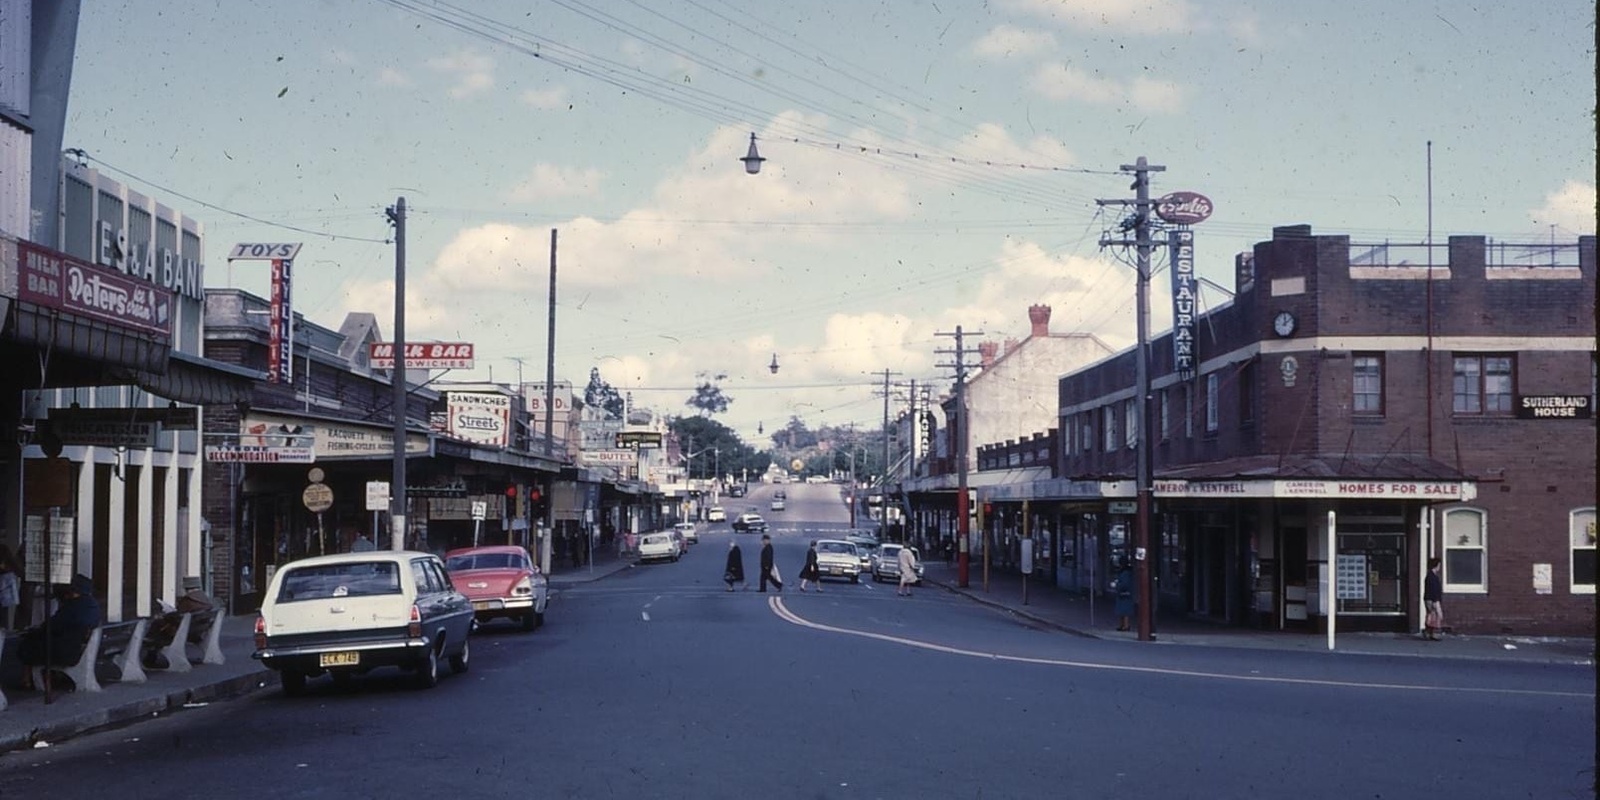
(758, 535), (783, 593)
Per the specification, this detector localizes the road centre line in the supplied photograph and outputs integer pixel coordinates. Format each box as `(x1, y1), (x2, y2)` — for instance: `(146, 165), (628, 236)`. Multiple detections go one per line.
(767, 598), (1592, 699)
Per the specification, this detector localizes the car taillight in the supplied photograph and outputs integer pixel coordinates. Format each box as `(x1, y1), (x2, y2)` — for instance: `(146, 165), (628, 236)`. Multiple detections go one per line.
(512, 576), (533, 596)
(254, 615), (267, 650)
(407, 604), (423, 638)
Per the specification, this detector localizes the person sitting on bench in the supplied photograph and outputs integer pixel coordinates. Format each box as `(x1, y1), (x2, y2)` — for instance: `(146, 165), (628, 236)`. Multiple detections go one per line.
(17, 574), (101, 692)
(145, 576), (218, 668)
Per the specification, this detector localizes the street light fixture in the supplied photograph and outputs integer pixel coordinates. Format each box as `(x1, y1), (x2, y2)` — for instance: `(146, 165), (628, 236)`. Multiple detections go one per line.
(742, 132), (765, 175)
(769, 353), (780, 374)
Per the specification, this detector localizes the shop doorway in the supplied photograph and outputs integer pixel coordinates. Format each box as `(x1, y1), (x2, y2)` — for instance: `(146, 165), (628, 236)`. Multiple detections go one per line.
(1280, 522), (1308, 628)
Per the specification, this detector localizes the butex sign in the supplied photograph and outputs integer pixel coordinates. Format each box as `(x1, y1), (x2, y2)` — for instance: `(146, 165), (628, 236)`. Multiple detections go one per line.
(370, 342), (475, 370)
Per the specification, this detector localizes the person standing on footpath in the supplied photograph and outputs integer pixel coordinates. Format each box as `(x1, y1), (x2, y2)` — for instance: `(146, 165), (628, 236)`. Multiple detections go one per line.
(1113, 559), (1135, 632)
(758, 534), (783, 592)
(797, 540), (821, 592)
(723, 539), (746, 592)
(1423, 557), (1444, 640)
(0, 544), (20, 630)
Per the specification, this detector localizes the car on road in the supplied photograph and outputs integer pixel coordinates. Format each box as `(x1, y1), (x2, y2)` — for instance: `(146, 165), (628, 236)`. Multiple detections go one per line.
(253, 551), (474, 695)
(769, 497), (786, 512)
(845, 535), (878, 573)
(639, 531), (682, 562)
(872, 543), (924, 584)
(445, 545), (548, 632)
(674, 521), (699, 543)
(731, 512), (767, 533)
(814, 539), (862, 582)
(706, 506), (727, 522)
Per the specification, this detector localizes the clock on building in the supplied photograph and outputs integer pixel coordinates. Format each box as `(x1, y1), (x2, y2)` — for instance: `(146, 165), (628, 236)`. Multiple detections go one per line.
(1273, 311), (1297, 338)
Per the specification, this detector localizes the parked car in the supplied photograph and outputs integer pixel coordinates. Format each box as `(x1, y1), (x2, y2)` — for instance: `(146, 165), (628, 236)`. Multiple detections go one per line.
(872, 544), (924, 584)
(253, 551), (474, 695)
(707, 506), (727, 522)
(639, 531), (682, 562)
(731, 512), (767, 533)
(444, 545), (548, 632)
(674, 521), (699, 544)
(814, 539), (862, 582)
(670, 526), (689, 553)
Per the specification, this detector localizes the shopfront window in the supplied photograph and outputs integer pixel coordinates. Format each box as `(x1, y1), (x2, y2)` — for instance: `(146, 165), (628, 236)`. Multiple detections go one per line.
(1571, 507), (1596, 594)
(1103, 406), (1117, 453)
(1442, 507), (1487, 592)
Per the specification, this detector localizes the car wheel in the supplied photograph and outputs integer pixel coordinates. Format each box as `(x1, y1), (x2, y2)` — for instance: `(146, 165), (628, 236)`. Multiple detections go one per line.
(414, 646), (440, 689)
(280, 670), (307, 697)
(449, 639), (470, 674)
(521, 609), (539, 631)
(851, 574), (860, 584)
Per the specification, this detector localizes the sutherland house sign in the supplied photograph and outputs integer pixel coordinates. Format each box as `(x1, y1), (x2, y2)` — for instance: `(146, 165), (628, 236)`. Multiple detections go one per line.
(1515, 395), (1591, 420)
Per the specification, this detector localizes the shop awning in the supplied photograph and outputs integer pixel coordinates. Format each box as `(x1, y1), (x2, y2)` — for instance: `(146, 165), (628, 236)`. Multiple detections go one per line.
(118, 350), (262, 406)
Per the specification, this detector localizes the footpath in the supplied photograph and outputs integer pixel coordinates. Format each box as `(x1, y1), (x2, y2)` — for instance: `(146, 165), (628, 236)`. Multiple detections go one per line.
(919, 559), (1596, 665)
(0, 543), (636, 756)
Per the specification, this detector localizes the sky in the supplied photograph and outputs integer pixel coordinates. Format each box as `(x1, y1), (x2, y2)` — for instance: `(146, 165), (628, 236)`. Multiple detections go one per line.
(64, 0), (1596, 446)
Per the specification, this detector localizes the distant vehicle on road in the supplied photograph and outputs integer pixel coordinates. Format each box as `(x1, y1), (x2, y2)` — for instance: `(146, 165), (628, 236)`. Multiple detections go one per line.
(706, 506), (727, 522)
(805, 475), (828, 484)
(639, 532), (682, 563)
(731, 513), (767, 533)
(845, 535), (878, 573)
(254, 551), (473, 695)
(813, 539), (861, 583)
(445, 545), (548, 632)
(770, 497), (786, 512)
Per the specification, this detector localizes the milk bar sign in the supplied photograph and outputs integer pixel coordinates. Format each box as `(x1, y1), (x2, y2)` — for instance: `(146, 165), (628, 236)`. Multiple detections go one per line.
(369, 342), (475, 369)
(1516, 395), (1591, 420)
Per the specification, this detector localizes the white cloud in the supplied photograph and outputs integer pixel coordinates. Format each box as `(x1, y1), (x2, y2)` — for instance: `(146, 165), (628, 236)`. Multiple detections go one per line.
(427, 49), (494, 98)
(1032, 63), (1185, 113)
(376, 67), (412, 88)
(506, 164), (604, 202)
(970, 25), (1058, 59)
(998, 0), (1196, 36)
(1529, 181), (1597, 234)
(520, 86), (569, 109)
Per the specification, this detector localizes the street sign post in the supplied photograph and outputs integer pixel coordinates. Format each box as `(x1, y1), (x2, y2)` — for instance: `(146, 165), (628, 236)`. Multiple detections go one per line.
(471, 500), (487, 546)
(367, 481), (390, 550)
(303, 483), (333, 555)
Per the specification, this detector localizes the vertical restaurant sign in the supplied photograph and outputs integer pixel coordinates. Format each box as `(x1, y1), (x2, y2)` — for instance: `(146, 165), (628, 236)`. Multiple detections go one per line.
(17, 240), (173, 339)
(1168, 229), (1197, 382)
(268, 257), (294, 383)
(447, 391), (512, 447)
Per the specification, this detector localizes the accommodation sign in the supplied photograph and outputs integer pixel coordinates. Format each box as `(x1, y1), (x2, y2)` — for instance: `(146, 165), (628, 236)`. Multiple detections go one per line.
(18, 240), (173, 339)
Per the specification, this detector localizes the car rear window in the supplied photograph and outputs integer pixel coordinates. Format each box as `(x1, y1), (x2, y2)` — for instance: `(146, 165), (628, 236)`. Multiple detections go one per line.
(819, 542), (854, 554)
(644, 534), (667, 544)
(277, 561), (402, 602)
(446, 552), (522, 571)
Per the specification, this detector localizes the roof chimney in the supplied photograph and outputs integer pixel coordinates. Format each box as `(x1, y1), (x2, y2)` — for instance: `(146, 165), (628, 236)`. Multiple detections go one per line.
(1027, 304), (1051, 337)
(978, 341), (999, 368)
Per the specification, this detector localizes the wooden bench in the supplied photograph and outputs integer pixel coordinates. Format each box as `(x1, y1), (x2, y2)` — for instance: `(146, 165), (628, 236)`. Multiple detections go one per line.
(144, 608), (226, 672)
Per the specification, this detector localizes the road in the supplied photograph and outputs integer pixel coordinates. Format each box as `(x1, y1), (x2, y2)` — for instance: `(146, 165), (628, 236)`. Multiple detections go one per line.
(1, 480), (1592, 798)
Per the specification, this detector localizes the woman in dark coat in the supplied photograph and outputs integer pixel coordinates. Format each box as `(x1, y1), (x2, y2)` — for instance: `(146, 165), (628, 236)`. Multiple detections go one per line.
(798, 540), (821, 592)
(723, 539), (746, 592)
(1113, 561), (1135, 632)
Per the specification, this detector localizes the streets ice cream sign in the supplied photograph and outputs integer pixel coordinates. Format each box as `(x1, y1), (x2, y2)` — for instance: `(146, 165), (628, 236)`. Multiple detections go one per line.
(446, 392), (511, 447)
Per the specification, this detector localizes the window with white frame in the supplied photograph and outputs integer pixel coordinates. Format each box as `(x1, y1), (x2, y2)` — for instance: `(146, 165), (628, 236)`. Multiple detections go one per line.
(1353, 353), (1384, 415)
(1452, 354), (1514, 415)
(1103, 406), (1117, 452)
(1572, 507), (1596, 594)
(1159, 389), (1170, 441)
(1442, 507), (1487, 591)
(1205, 373), (1219, 433)
(1124, 398), (1137, 449)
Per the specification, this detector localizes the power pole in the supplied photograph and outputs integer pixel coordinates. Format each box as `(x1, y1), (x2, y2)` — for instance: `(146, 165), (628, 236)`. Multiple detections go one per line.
(385, 197), (408, 551)
(874, 368), (902, 542)
(543, 229), (558, 460)
(936, 325), (983, 588)
(1097, 156), (1165, 642)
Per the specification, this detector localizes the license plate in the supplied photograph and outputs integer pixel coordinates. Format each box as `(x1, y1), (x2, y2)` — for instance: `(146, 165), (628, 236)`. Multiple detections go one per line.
(319, 651), (359, 668)
(831, 567), (842, 575)
(473, 600), (499, 611)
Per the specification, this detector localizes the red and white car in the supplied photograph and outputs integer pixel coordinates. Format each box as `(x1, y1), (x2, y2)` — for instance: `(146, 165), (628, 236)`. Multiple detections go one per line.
(444, 545), (549, 632)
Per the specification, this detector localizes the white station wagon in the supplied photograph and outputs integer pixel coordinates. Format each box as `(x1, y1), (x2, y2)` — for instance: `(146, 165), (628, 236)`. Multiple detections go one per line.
(253, 551), (475, 695)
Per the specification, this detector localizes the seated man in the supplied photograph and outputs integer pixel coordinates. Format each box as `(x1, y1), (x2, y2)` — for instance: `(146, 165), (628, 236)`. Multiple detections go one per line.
(144, 577), (218, 667)
(17, 574), (102, 692)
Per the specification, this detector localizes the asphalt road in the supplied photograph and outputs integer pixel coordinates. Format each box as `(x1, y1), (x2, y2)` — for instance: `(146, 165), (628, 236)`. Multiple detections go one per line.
(1, 482), (1592, 799)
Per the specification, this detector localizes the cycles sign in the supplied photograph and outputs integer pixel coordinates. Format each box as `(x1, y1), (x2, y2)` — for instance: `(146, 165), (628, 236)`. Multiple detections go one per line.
(1155, 191), (1213, 225)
